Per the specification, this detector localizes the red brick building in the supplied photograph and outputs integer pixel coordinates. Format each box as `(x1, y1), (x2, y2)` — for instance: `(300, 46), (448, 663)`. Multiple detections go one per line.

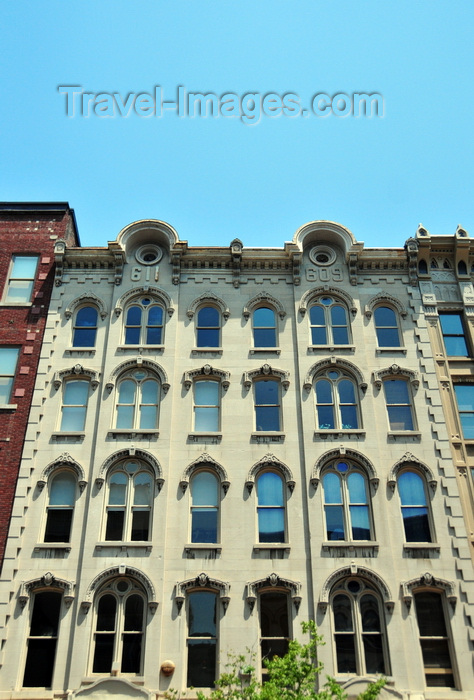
(0, 203), (79, 568)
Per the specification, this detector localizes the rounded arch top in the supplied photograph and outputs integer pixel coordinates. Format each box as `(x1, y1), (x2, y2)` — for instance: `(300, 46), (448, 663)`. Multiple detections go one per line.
(319, 565), (394, 612)
(187, 292), (230, 320)
(82, 565), (157, 611)
(116, 219), (180, 255)
(304, 357), (367, 392)
(292, 220), (363, 256)
(365, 293), (407, 319)
(106, 357), (169, 393)
(65, 292), (108, 320)
(246, 453), (295, 493)
(299, 286), (357, 317)
(96, 448), (163, 489)
(311, 448), (378, 489)
(179, 453), (230, 494)
(114, 286), (174, 318)
(387, 452), (437, 493)
(243, 291), (286, 320)
(38, 453), (87, 491)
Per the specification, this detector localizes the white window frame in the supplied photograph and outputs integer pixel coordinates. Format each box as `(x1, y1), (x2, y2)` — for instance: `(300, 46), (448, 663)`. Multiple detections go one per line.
(309, 296), (351, 346)
(123, 297), (164, 346)
(115, 370), (160, 430)
(3, 255), (39, 305)
(322, 462), (373, 542)
(0, 346), (19, 405)
(103, 461), (154, 542)
(314, 370), (361, 431)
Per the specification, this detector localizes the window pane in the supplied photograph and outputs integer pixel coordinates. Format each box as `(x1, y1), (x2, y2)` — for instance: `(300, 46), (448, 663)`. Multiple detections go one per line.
(131, 510), (150, 540)
(333, 594), (353, 631)
(311, 326), (327, 344)
(109, 473), (127, 504)
(309, 306), (325, 325)
(198, 307), (219, 326)
(195, 407), (219, 431)
(374, 307), (396, 326)
(97, 595), (117, 631)
(195, 381), (219, 405)
(376, 328), (400, 347)
(317, 405), (335, 430)
(255, 405), (280, 431)
(399, 472), (426, 505)
(348, 473), (366, 503)
(444, 336), (468, 356)
(331, 305), (347, 325)
(117, 405), (134, 428)
(335, 635), (357, 673)
(340, 405), (358, 429)
(363, 634), (385, 674)
(440, 314), (464, 334)
(12, 256), (38, 278)
(6, 280), (34, 303)
(93, 635), (114, 673)
(415, 593), (447, 637)
(260, 592), (289, 637)
(124, 595), (144, 631)
(387, 406), (413, 430)
(384, 379), (409, 404)
(125, 327), (140, 344)
(258, 508), (285, 542)
(49, 472), (75, 506)
(325, 506), (345, 540)
(254, 328), (277, 347)
(332, 326), (349, 344)
(197, 329), (219, 347)
(76, 307), (97, 327)
(360, 595), (381, 632)
(193, 472), (218, 506)
(261, 638), (289, 665)
(350, 506), (370, 540)
(187, 640), (216, 688)
(315, 379), (332, 404)
(338, 380), (356, 404)
(192, 508), (218, 542)
(0, 377), (13, 404)
(455, 384), (474, 411)
(44, 510), (73, 542)
(255, 380), (278, 404)
(258, 472), (284, 505)
(122, 634), (142, 673)
(189, 592), (217, 637)
(60, 406), (86, 432)
(30, 592), (61, 636)
(133, 473), (152, 506)
(139, 404), (157, 429)
(1, 347), (19, 374)
(23, 639), (57, 687)
(73, 328), (96, 346)
(64, 380), (89, 405)
(402, 507), (431, 542)
(105, 511), (125, 540)
(460, 413), (474, 438)
(254, 307), (275, 326)
(146, 326), (162, 344)
(323, 473), (342, 503)
(126, 306), (142, 325)
(148, 306), (163, 325)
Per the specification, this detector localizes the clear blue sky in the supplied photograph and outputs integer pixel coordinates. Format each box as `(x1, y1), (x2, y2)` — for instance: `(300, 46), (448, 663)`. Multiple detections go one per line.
(2, 1), (473, 248)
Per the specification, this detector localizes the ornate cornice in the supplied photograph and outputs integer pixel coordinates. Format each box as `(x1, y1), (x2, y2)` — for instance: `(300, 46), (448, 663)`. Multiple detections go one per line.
(186, 291), (230, 320)
(82, 565), (157, 613)
(364, 293), (407, 319)
(401, 572), (456, 610)
(246, 573), (301, 611)
(319, 565), (394, 613)
(96, 449), (164, 491)
(387, 452), (437, 493)
(19, 572), (75, 608)
(373, 364), (419, 389)
(175, 573), (230, 612)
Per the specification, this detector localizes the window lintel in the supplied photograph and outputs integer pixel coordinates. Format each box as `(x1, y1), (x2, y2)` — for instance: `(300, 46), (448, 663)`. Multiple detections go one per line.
(304, 357), (367, 392)
(114, 286), (174, 317)
(246, 453), (295, 494)
(364, 293), (407, 319)
(246, 573), (301, 611)
(387, 452), (437, 493)
(299, 286), (357, 317)
(244, 364), (289, 389)
(106, 357), (169, 393)
(184, 365), (230, 390)
(65, 293), (107, 320)
(319, 566), (394, 613)
(175, 573), (230, 613)
(311, 448), (378, 490)
(187, 292), (229, 320)
(243, 292), (286, 320)
(54, 364), (100, 389)
(180, 453), (230, 494)
(401, 573), (456, 610)
(373, 364), (419, 389)
(19, 572), (75, 608)
(95, 449), (163, 491)
(81, 566), (157, 613)
(38, 453), (86, 492)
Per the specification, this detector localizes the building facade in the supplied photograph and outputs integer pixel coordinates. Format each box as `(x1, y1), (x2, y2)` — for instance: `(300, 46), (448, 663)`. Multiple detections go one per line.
(0, 203), (79, 568)
(0, 218), (473, 699)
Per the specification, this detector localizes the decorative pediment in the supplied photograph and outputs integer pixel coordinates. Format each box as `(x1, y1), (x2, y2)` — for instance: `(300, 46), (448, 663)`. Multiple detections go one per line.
(246, 573), (301, 611)
(373, 365), (419, 389)
(19, 573), (75, 608)
(311, 448), (378, 490)
(387, 452), (437, 493)
(245, 454), (295, 494)
(299, 286), (357, 317)
(319, 565), (394, 613)
(187, 292), (230, 320)
(304, 357), (366, 392)
(82, 565), (157, 613)
(72, 677), (151, 700)
(65, 292), (108, 320)
(243, 364), (290, 389)
(38, 453), (86, 492)
(401, 573), (456, 610)
(364, 293), (407, 319)
(106, 357), (169, 393)
(96, 449), (164, 491)
(243, 292), (286, 320)
(53, 364), (100, 389)
(175, 573), (230, 612)
(184, 365), (230, 390)
(179, 453), (230, 494)
(114, 286), (174, 317)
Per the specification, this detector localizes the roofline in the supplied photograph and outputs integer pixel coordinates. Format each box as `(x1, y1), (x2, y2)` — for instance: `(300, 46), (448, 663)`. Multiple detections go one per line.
(0, 202), (80, 244)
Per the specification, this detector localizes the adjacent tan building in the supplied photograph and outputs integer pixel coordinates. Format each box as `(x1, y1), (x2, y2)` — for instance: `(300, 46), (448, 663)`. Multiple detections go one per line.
(0, 218), (473, 699)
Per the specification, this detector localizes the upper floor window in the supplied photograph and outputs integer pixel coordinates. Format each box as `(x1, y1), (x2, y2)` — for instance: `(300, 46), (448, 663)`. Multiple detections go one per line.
(440, 313), (469, 356)
(196, 306), (220, 348)
(73, 306), (98, 347)
(92, 578), (146, 675)
(322, 462), (372, 541)
(257, 471), (285, 543)
(331, 578), (389, 675)
(253, 307), (277, 348)
(4, 255), (38, 304)
(414, 591), (455, 688)
(23, 591), (62, 687)
(315, 370), (360, 430)
(255, 379), (281, 431)
(309, 297), (350, 345)
(374, 306), (401, 347)
(454, 384), (474, 439)
(194, 379), (220, 431)
(116, 369), (160, 430)
(124, 297), (163, 345)
(60, 379), (89, 432)
(191, 471), (219, 543)
(104, 461), (153, 541)
(187, 590), (218, 688)
(398, 471), (432, 542)
(383, 379), (414, 430)
(0, 346), (19, 404)
(44, 471), (76, 543)
(259, 591), (290, 675)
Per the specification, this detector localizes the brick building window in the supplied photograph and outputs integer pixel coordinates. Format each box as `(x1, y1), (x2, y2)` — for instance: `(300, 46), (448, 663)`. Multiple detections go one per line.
(0, 347), (19, 404)
(3, 255), (38, 304)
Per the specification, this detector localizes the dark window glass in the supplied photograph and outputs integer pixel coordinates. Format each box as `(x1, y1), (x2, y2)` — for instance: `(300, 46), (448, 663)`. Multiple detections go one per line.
(197, 307), (220, 347)
(23, 592), (61, 687)
(383, 380), (414, 430)
(73, 307), (98, 347)
(257, 472), (285, 543)
(125, 300), (164, 345)
(260, 592), (289, 672)
(454, 385), (474, 439)
(255, 380), (280, 431)
(374, 306), (400, 347)
(315, 372), (359, 430)
(440, 314), (468, 356)
(187, 592), (217, 687)
(44, 472), (76, 542)
(309, 297), (349, 345)
(414, 592), (455, 688)
(399, 471), (431, 542)
(253, 307), (277, 347)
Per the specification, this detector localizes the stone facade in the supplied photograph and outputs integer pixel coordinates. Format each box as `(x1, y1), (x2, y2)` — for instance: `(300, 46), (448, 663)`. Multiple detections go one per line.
(0, 218), (473, 699)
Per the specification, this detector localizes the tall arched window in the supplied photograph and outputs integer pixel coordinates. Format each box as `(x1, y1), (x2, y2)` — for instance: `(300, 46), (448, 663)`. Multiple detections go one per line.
(44, 471), (76, 543)
(104, 461), (153, 541)
(259, 591), (290, 676)
(191, 471), (219, 543)
(315, 369), (360, 430)
(196, 306), (220, 347)
(23, 591), (62, 687)
(124, 297), (164, 345)
(322, 461), (372, 541)
(331, 578), (389, 675)
(414, 590), (455, 687)
(398, 471), (432, 542)
(92, 578), (146, 674)
(187, 590), (218, 688)
(253, 307), (277, 348)
(257, 471), (285, 543)
(373, 306), (401, 348)
(309, 297), (350, 345)
(73, 306), (98, 347)
(116, 369), (160, 430)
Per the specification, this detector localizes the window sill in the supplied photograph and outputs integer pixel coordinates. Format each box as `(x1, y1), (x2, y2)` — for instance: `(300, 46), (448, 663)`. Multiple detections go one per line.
(322, 541), (379, 556)
(185, 543), (222, 552)
(388, 430), (421, 439)
(34, 543), (71, 552)
(308, 345), (355, 353)
(403, 543), (440, 557)
(95, 542), (152, 552)
(314, 430), (365, 439)
(250, 348), (281, 355)
(65, 347), (96, 355)
(188, 432), (222, 443)
(192, 347), (223, 354)
(117, 344), (164, 352)
(0, 404), (17, 411)
(254, 543), (290, 552)
(251, 432), (285, 443)
(0, 301), (33, 307)
(376, 347), (407, 355)
(51, 431), (85, 440)
(108, 429), (159, 439)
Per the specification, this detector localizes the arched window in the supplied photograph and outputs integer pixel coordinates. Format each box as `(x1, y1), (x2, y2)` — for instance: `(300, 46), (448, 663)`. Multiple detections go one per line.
(190, 471), (219, 543)
(373, 306), (401, 348)
(331, 578), (389, 675)
(257, 471), (285, 543)
(23, 591), (63, 687)
(398, 471), (432, 542)
(116, 369), (160, 430)
(187, 590), (218, 688)
(259, 591), (290, 676)
(60, 379), (89, 432)
(309, 297), (350, 345)
(104, 461), (153, 541)
(253, 307), (277, 348)
(92, 578), (146, 674)
(44, 471), (76, 543)
(194, 379), (220, 431)
(196, 306), (220, 348)
(414, 590), (455, 687)
(315, 369), (360, 430)
(124, 297), (164, 345)
(322, 461), (372, 541)
(73, 306), (98, 347)
(254, 379), (281, 431)
(383, 378), (415, 430)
